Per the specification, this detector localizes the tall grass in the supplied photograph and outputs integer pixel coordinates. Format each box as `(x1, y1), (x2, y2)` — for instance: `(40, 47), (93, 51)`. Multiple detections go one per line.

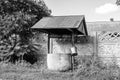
(1, 54), (120, 80)
(74, 55), (120, 80)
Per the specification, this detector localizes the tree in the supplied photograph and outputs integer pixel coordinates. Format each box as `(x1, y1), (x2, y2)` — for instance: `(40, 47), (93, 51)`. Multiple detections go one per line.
(0, 0), (51, 63)
(116, 0), (120, 5)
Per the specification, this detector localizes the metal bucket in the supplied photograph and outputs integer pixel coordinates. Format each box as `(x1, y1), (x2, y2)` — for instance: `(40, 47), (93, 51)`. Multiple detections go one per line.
(71, 47), (77, 56)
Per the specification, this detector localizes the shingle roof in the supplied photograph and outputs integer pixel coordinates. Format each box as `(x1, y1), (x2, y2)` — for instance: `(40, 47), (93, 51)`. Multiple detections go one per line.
(32, 15), (88, 35)
(87, 21), (120, 32)
(32, 15), (83, 28)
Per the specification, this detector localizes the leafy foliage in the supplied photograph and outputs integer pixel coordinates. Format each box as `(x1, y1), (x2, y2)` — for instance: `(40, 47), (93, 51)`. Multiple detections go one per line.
(0, 0), (51, 63)
(116, 0), (120, 5)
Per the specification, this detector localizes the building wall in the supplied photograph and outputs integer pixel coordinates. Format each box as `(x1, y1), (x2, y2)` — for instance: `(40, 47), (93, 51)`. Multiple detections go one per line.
(51, 21), (120, 66)
(52, 35), (94, 56)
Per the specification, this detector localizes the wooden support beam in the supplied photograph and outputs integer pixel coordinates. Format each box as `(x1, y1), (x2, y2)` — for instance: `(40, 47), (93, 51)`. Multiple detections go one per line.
(48, 33), (50, 54)
(95, 32), (98, 56)
(50, 38), (53, 54)
(71, 33), (75, 71)
(72, 33), (75, 46)
(67, 28), (73, 33)
(93, 32), (98, 56)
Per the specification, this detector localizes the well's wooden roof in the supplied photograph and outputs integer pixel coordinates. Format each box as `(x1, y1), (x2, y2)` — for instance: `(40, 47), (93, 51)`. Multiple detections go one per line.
(32, 15), (88, 35)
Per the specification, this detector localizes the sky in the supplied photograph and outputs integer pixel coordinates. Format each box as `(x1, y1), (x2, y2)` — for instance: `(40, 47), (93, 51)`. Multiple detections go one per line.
(44, 0), (120, 22)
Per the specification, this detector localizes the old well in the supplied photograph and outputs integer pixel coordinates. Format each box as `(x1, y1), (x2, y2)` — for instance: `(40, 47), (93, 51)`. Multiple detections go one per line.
(32, 15), (88, 71)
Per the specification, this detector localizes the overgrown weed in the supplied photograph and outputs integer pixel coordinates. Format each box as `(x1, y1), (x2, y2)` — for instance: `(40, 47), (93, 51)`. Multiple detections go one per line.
(74, 55), (120, 80)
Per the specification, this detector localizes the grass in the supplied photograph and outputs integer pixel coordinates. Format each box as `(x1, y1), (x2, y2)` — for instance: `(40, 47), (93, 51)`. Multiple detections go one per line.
(0, 65), (74, 80)
(0, 61), (74, 80)
(1, 55), (120, 80)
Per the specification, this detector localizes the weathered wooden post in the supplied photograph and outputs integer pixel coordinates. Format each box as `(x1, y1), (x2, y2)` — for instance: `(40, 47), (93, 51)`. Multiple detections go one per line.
(71, 33), (78, 71)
